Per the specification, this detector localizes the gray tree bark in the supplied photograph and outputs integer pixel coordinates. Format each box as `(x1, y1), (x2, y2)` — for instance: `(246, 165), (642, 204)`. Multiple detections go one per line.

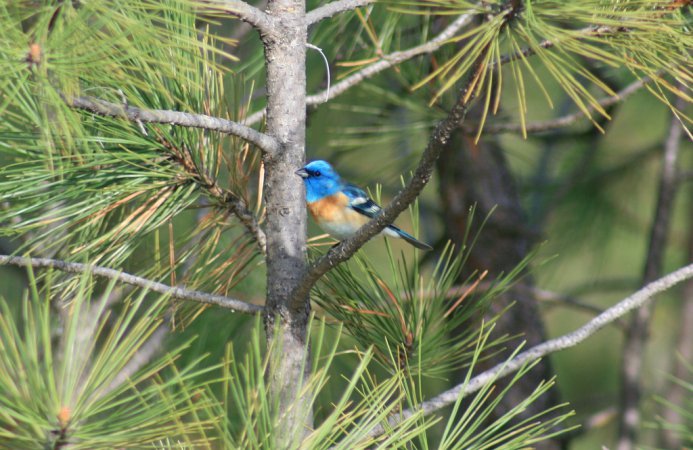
(260, 0), (312, 445)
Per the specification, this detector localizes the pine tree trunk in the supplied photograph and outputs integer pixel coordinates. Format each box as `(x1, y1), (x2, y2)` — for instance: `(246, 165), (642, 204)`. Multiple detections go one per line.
(260, 0), (312, 445)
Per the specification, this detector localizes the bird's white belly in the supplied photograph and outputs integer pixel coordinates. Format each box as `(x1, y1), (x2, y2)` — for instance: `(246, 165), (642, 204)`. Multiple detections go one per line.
(318, 218), (362, 240)
(318, 211), (400, 241)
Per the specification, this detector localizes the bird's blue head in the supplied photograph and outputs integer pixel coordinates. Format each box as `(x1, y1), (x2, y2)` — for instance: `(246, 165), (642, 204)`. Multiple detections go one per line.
(296, 160), (344, 202)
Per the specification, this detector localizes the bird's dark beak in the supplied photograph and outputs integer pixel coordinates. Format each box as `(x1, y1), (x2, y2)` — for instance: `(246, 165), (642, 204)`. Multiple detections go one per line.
(295, 168), (309, 178)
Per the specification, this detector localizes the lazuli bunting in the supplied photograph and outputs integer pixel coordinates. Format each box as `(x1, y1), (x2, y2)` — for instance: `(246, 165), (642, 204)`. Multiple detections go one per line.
(296, 160), (432, 250)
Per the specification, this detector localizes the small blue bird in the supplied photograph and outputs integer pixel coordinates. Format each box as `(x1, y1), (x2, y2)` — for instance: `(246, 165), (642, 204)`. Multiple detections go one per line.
(296, 160), (432, 250)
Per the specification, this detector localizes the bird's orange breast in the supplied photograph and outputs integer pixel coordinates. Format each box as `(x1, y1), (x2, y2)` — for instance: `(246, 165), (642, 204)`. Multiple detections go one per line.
(307, 193), (368, 239)
(308, 192), (351, 222)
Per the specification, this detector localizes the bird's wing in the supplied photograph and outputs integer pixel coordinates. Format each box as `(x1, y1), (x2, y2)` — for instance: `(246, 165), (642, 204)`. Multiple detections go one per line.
(342, 183), (432, 251)
(342, 184), (382, 219)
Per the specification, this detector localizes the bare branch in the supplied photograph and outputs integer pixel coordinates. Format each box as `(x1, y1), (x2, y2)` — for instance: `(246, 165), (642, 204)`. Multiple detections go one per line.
(617, 95), (685, 450)
(65, 95), (280, 155)
(244, 13), (475, 126)
(0, 255), (264, 314)
(65, 94), (271, 251)
(365, 263), (693, 439)
(468, 76), (652, 135)
(290, 44), (490, 305)
(229, 4), (267, 41)
(306, 0), (374, 25)
(201, 0), (274, 34)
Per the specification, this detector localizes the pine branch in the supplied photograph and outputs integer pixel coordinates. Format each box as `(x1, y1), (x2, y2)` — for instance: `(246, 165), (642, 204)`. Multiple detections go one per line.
(468, 76), (652, 134)
(0, 255), (264, 314)
(162, 139), (268, 254)
(244, 12), (476, 126)
(289, 44), (490, 307)
(497, 25), (626, 66)
(306, 0), (375, 25)
(64, 95), (280, 155)
(498, 0), (693, 67)
(63, 95), (270, 252)
(244, 19), (644, 128)
(246, 5), (688, 127)
(365, 262), (693, 439)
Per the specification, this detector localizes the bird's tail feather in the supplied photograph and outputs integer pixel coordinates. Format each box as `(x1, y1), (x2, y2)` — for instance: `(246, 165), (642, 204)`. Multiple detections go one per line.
(386, 225), (432, 251)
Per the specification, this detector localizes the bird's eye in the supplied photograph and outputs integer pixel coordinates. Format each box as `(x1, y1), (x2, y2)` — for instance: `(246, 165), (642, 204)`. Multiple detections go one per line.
(314, 170), (321, 177)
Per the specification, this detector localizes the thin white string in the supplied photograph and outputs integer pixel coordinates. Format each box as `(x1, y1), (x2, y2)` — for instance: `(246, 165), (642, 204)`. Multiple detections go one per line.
(306, 43), (330, 103)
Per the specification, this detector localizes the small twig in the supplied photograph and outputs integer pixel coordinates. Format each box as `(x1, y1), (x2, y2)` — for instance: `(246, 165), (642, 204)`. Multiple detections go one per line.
(306, 0), (375, 25)
(117, 89), (128, 107)
(558, 407), (619, 442)
(228, 0), (269, 42)
(226, 198), (268, 254)
(135, 118), (148, 136)
(364, 263), (693, 439)
(0, 255), (264, 314)
(468, 76), (653, 135)
(64, 94), (280, 155)
(585, 407), (618, 431)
